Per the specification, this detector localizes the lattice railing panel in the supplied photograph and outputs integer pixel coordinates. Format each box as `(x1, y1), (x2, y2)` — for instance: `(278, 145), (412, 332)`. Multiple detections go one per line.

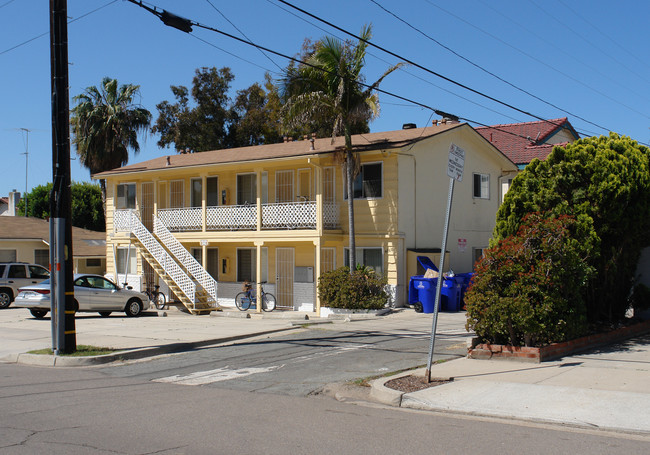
(206, 205), (256, 230)
(114, 209), (196, 306)
(323, 203), (339, 229)
(157, 207), (202, 232)
(154, 215), (217, 306)
(262, 202), (317, 229)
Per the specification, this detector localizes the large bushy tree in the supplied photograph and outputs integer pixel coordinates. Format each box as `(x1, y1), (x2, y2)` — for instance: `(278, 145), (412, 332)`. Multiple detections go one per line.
(279, 24), (401, 270)
(70, 77), (151, 212)
(494, 133), (650, 323)
(17, 182), (105, 232)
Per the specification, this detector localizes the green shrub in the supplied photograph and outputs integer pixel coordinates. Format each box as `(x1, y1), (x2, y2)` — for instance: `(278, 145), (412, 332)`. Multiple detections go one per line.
(495, 133), (650, 323)
(318, 266), (388, 310)
(465, 213), (595, 347)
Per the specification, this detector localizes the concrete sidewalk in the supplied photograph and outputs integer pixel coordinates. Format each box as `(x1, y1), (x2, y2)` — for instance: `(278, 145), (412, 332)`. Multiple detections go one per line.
(1, 305), (649, 435)
(369, 332), (650, 435)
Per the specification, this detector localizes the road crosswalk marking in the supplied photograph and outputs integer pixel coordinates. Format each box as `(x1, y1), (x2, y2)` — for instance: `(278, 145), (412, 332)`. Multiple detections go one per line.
(153, 365), (284, 386)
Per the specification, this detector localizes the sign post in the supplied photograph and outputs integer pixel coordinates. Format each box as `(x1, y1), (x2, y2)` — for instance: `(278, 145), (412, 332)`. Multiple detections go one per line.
(425, 143), (464, 382)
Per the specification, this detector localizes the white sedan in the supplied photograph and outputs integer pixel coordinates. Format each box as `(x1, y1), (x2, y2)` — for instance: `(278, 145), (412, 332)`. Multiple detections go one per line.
(14, 274), (150, 319)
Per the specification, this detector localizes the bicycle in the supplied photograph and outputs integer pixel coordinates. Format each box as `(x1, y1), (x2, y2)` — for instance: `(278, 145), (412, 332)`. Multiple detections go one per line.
(235, 281), (276, 312)
(145, 284), (167, 310)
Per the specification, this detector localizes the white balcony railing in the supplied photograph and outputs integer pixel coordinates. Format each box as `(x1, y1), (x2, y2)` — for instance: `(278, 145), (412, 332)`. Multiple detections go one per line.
(154, 202), (339, 232)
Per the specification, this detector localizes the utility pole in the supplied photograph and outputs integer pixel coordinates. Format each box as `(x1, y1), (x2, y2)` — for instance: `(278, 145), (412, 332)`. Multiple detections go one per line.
(20, 128), (30, 217)
(49, 0), (76, 354)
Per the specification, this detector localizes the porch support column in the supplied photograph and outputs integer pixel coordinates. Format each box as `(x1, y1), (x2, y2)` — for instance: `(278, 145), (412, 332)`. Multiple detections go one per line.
(256, 170), (262, 231)
(202, 175), (207, 233)
(255, 241), (263, 313)
(153, 178), (158, 218)
(314, 239), (321, 316)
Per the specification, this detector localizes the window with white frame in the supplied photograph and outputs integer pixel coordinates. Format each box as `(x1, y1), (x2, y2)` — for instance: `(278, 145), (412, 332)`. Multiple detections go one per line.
(344, 247), (384, 276)
(34, 249), (49, 267)
(0, 249), (17, 262)
(237, 248), (268, 282)
(344, 162), (382, 199)
(116, 183), (136, 209)
(191, 178), (202, 208)
(473, 173), (490, 199)
(170, 180), (184, 208)
(237, 174), (256, 205)
(472, 247), (486, 269)
(206, 176), (219, 206)
(116, 246), (137, 275)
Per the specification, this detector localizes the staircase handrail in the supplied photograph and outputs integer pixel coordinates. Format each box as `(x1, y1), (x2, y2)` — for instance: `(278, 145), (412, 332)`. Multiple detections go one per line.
(114, 209), (196, 307)
(154, 214), (218, 305)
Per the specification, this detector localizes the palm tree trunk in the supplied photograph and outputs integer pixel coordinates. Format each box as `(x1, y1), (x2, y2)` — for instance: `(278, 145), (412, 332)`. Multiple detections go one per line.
(99, 178), (107, 224)
(345, 130), (356, 274)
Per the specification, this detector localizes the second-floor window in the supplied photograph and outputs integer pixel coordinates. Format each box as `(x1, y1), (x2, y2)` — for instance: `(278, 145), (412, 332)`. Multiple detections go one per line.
(473, 173), (490, 199)
(345, 162), (383, 199)
(116, 183), (136, 209)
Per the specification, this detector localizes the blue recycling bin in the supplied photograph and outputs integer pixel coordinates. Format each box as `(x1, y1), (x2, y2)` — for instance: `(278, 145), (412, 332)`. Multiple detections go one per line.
(408, 256), (462, 313)
(409, 275), (438, 313)
(455, 272), (475, 308)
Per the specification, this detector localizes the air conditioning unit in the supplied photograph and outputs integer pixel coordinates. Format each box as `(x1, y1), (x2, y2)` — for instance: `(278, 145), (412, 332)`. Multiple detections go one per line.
(294, 266), (313, 283)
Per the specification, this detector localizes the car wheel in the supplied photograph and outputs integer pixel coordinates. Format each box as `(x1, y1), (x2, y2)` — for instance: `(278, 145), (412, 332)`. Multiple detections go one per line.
(99, 311), (112, 317)
(125, 298), (143, 317)
(0, 289), (13, 309)
(30, 309), (48, 319)
(414, 302), (423, 313)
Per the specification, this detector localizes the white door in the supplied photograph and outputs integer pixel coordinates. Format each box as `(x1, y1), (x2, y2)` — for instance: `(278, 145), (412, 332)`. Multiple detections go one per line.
(276, 248), (294, 310)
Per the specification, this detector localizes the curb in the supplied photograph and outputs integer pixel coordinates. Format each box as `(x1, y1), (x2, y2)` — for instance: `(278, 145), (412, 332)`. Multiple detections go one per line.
(10, 326), (299, 367)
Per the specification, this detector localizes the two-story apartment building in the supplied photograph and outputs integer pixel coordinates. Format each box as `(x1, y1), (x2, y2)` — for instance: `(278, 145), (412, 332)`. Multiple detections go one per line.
(95, 121), (517, 314)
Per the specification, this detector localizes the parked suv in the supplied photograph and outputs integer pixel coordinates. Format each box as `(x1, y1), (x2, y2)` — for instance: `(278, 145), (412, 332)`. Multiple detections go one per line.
(0, 263), (50, 308)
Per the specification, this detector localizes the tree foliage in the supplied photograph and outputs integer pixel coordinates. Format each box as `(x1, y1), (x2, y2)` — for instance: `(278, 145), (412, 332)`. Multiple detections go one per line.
(153, 67), (235, 152)
(494, 133), (650, 323)
(279, 24), (401, 270)
(70, 77), (151, 212)
(465, 213), (595, 346)
(17, 182), (105, 232)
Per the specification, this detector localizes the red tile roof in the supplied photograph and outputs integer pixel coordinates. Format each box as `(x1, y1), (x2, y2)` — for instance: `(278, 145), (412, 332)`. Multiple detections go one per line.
(475, 118), (578, 165)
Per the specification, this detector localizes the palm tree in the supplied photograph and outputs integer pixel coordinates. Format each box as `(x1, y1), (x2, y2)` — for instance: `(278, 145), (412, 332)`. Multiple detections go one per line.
(281, 25), (401, 271)
(71, 77), (152, 215)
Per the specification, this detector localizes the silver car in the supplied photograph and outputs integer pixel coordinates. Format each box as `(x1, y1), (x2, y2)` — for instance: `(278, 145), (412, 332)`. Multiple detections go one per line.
(14, 274), (150, 319)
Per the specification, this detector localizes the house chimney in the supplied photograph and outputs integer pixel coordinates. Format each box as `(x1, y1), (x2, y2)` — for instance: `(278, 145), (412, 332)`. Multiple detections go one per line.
(310, 137), (315, 150)
(166, 156), (171, 166)
(8, 190), (20, 216)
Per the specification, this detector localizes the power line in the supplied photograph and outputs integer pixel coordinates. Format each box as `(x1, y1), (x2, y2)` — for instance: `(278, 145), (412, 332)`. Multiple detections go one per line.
(424, 0), (650, 121)
(204, 0), (283, 71)
(0, 0), (16, 10)
(275, 0), (600, 137)
(0, 0), (118, 57)
(265, 0), (522, 124)
(123, 0), (555, 147)
(368, 0), (610, 133)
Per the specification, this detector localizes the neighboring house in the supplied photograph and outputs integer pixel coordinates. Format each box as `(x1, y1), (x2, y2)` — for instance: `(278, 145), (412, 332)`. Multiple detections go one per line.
(474, 117), (580, 201)
(0, 217), (106, 274)
(475, 117), (579, 169)
(0, 197), (8, 216)
(94, 122), (518, 313)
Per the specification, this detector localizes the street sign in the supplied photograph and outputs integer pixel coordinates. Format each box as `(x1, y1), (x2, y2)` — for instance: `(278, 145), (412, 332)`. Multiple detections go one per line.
(447, 143), (465, 182)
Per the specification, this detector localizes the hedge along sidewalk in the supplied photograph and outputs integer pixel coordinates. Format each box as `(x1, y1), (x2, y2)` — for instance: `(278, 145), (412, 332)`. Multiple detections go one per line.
(468, 319), (650, 362)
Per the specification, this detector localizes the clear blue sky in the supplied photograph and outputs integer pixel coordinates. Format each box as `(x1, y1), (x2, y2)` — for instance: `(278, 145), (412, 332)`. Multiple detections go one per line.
(1, 0), (648, 198)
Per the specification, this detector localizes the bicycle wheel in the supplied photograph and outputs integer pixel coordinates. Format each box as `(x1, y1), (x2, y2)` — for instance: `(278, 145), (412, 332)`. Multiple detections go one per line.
(235, 292), (251, 311)
(261, 293), (276, 312)
(154, 292), (167, 310)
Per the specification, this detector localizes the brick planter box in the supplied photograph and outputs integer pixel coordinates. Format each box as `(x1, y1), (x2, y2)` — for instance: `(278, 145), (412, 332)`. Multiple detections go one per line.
(468, 319), (650, 363)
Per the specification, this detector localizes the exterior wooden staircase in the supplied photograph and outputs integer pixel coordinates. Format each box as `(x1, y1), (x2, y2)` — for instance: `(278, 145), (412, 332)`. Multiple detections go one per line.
(114, 210), (220, 315)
